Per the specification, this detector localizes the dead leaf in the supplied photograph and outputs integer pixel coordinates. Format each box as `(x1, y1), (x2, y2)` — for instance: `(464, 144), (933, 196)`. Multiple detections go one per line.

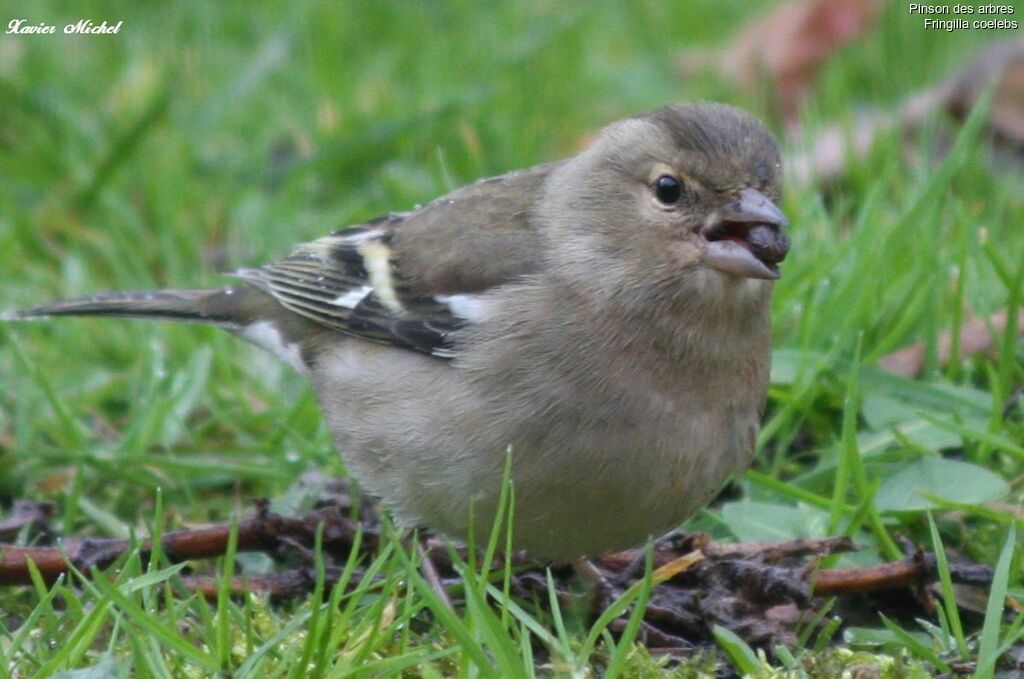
(0, 482), (998, 656)
(879, 308), (1024, 378)
(679, 0), (881, 123)
(790, 38), (1024, 186)
(652, 549), (704, 583)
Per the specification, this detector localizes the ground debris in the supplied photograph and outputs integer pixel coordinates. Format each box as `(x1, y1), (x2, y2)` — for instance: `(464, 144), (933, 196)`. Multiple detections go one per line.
(0, 499), (56, 543)
(0, 479), (997, 655)
(676, 0), (882, 124)
(878, 308), (1024, 380)
(789, 38), (1024, 187)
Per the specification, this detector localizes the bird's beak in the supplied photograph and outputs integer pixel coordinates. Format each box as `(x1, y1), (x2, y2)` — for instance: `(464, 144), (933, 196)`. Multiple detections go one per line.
(700, 188), (791, 280)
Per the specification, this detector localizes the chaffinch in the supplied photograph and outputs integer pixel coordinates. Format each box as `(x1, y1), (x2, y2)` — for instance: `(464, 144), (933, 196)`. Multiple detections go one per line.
(16, 103), (789, 561)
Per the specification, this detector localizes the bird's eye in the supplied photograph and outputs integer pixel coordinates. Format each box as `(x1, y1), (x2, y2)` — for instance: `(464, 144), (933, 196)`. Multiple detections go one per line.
(654, 175), (682, 205)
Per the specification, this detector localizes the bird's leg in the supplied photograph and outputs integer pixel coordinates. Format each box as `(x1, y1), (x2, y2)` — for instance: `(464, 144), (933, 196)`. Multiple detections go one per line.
(418, 539), (455, 612)
(610, 552), (647, 588)
(401, 530), (454, 612)
(572, 557), (614, 612)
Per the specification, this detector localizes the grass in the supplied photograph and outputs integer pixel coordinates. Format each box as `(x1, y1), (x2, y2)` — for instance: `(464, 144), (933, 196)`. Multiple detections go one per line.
(1, 0), (1022, 675)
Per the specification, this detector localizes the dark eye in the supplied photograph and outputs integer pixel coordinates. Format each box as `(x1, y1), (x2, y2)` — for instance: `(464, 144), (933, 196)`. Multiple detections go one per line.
(654, 175), (682, 205)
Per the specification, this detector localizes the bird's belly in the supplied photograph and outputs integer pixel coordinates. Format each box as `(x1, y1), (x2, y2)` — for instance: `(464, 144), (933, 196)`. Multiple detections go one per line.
(478, 406), (757, 561)
(312, 339), (760, 562)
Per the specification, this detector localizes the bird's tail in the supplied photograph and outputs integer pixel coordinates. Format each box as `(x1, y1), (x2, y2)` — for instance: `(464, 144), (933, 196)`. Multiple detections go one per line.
(7, 287), (249, 327)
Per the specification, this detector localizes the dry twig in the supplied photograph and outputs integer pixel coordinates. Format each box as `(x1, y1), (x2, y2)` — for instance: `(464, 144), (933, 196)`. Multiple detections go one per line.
(0, 494), (996, 650)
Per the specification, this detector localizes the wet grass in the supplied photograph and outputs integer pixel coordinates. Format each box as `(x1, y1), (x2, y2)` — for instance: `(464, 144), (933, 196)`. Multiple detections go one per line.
(0, 1), (1020, 675)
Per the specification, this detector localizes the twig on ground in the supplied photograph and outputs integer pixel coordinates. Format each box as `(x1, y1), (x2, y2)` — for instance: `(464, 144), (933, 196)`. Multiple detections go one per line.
(0, 495), (996, 650)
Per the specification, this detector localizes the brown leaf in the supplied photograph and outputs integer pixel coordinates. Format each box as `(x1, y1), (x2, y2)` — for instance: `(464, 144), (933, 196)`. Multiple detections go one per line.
(679, 0), (881, 123)
(879, 308), (1024, 378)
(0, 500), (55, 542)
(942, 38), (1024, 145)
(652, 549), (704, 583)
(790, 38), (1024, 186)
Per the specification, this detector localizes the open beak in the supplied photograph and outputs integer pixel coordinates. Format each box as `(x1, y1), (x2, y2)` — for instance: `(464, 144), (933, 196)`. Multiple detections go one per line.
(701, 188), (791, 280)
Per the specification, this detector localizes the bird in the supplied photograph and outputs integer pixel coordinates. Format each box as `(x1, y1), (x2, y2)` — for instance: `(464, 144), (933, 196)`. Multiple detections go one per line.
(11, 103), (790, 563)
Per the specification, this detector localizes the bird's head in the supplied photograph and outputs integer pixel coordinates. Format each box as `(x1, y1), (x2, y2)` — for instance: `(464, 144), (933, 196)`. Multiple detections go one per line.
(540, 103), (790, 308)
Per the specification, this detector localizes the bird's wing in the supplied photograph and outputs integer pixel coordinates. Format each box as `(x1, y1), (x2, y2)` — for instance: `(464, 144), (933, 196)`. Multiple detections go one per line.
(237, 162), (556, 358)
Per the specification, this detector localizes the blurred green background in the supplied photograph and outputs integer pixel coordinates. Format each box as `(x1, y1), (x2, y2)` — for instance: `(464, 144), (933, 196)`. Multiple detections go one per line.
(0, 1), (1021, 674)
(1, 0), (1016, 510)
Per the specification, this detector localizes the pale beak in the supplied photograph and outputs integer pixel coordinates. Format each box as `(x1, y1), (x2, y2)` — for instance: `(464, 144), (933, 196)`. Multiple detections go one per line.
(701, 188), (790, 280)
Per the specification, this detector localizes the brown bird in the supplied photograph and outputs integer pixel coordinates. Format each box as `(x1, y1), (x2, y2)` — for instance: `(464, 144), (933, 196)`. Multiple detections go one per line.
(13, 103), (790, 562)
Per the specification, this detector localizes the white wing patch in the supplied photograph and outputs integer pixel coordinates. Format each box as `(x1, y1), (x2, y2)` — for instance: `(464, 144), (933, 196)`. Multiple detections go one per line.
(331, 285), (373, 309)
(241, 321), (308, 374)
(435, 294), (489, 322)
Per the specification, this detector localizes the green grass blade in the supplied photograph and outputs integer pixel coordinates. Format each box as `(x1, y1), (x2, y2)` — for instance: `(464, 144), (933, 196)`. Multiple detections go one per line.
(927, 513), (969, 659)
(713, 625), (761, 675)
(975, 525), (1016, 679)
